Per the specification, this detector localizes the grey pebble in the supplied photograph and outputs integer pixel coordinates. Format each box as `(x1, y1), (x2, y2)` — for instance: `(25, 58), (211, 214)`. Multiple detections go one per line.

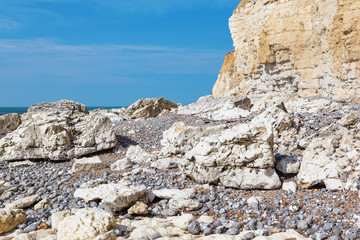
(243, 232), (256, 240)
(297, 220), (309, 230)
(151, 232), (161, 239)
(327, 236), (341, 240)
(226, 227), (239, 235)
(137, 236), (150, 240)
(188, 221), (201, 235)
(203, 227), (213, 236)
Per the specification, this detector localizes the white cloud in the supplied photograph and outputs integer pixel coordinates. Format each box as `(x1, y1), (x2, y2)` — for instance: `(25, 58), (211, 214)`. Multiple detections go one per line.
(0, 19), (18, 29)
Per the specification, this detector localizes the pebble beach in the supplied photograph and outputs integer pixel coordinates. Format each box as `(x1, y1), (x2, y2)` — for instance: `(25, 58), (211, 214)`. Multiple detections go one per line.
(1, 98), (360, 240)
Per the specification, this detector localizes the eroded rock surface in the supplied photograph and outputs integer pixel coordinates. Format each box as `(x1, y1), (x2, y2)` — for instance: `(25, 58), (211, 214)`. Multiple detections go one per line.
(53, 208), (116, 240)
(298, 124), (360, 190)
(94, 97), (179, 121)
(0, 208), (27, 234)
(177, 95), (251, 120)
(213, 0), (360, 100)
(0, 100), (117, 161)
(160, 120), (281, 189)
(0, 113), (21, 139)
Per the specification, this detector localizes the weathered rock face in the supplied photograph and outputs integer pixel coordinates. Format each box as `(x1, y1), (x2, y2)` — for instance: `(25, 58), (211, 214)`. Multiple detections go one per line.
(160, 121), (281, 190)
(0, 208), (27, 234)
(94, 97), (179, 121)
(298, 124), (360, 190)
(0, 100), (117, 161)
(177, 95), (251, 120)
(52, 208), (116, 240)
(0, 113), (21, 139)
(213, 0), (360, 100)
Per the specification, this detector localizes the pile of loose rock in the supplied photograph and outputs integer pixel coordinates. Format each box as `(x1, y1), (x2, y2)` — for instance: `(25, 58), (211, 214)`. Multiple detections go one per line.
(0, 97), (360, 240)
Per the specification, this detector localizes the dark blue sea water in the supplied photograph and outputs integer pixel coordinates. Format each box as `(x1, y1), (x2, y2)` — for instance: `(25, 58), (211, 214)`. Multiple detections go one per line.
(0, 106), (124, 115)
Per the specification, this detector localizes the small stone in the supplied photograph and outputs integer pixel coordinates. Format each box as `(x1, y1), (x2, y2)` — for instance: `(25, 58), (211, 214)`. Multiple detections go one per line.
(243, 232), (256, 240)
(247, 219), (257, 230)
(289, 202), (300, 212)
(72, 156), (105, 172)
(8, 160), (36, 168)
(151, 232), (161, 239)
(282, 181), (297, 193)
(227, 227), (239, 235)
(6, 195), (39, 210)
(203, 227), (213, 236)
(174, 214), (195, 230)
(23, 223), (38, 233)
(188, 221), (201, 235)
(232, 222), (243, 230)
(297, 220), (309, 230)
(34, 198), (52, 210)
(138, 236), (150, 240)
(111, 158), (132, 171)
(160, 208), (178, 216)
(327, 236), (341, 240)
(128, 201), (148, 215)
(215, 226), (228, 234)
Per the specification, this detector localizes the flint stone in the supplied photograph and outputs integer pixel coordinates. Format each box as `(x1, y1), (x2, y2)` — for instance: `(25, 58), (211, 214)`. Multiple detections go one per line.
(275, 154), (300, 174)
(74, 181), (148, 211)
(54, 208), (116, 240)
(0, 100), (117, 161)
(0, 208), (27, 234)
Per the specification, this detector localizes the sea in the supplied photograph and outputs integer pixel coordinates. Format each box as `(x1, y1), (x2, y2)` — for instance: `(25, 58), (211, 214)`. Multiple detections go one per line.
(0, 106), (124, 115)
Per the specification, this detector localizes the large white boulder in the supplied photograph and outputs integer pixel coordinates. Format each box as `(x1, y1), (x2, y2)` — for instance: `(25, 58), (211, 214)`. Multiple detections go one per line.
(74, 181), (149, 211)
(160, 120), (281, 190)
(53, 208), (116, 240)
(0, 100), (117, 161)
(298, 125), (360, 190)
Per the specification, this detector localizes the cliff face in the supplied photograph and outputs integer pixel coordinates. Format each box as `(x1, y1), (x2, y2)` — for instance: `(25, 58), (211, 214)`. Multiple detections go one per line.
(213, 0), (360, 99)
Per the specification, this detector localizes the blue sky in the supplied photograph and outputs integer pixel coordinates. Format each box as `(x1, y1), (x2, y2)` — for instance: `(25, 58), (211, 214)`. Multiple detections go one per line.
(0, 0), (239, 107)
